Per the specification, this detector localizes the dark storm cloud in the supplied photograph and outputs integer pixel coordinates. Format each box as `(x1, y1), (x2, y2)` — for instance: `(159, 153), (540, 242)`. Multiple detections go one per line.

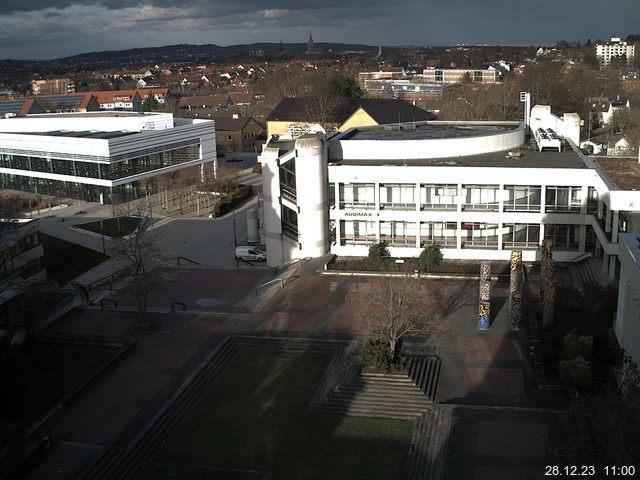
(0, 0), (638, 59)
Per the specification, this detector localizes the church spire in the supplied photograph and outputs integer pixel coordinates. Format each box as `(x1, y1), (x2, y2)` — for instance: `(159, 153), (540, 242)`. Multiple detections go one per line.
(307, 30), (315, 50)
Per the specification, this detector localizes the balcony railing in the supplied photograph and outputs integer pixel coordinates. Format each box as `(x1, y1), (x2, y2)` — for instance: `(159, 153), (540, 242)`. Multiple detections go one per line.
(379, 202), (416, 211)
(462, 239), (499, 249)
(379, 236), (417, 247)
(339, 201), (376, 210)
(462, 202), (499, 211)
(421, 203), (457, 211)
(421, 238), (457, 248)
(341, 236), (376, 246)
(502, 240), (539, 249)
(281, 184), (297, 203)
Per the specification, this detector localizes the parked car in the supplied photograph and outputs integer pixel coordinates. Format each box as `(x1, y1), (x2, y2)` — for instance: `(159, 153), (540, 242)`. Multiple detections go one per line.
(235, 245), (267, 262)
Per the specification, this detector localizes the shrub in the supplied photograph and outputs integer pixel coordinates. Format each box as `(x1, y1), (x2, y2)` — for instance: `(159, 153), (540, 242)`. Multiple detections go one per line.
(563, 334), (594, 360)
(367, 242), (389, 270)
(558, 356), (593, 391)
(360, 337), (393, 373)
(418, 244), (443, 271)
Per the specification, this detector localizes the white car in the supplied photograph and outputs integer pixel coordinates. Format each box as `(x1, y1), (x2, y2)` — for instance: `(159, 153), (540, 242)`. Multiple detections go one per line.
(235, 245), (267, 262)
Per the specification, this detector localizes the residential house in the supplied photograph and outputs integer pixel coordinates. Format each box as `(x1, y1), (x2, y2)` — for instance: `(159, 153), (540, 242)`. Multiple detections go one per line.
(266, 98), (436, 138)
(607, 135), (633, 156)
(214, 114), (264, 158)
(31, 78), (75, 95)
(0, 94), (100, 117)
(422, 68), (501, 84)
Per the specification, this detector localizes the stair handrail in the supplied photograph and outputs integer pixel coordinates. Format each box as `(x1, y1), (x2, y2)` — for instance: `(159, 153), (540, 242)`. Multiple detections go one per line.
(177, 256), (201, 266)
(569, 251), (592, 263)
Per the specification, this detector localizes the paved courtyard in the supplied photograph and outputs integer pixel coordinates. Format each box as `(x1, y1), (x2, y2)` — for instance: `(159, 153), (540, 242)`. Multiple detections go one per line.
(18, 255), (567, 479)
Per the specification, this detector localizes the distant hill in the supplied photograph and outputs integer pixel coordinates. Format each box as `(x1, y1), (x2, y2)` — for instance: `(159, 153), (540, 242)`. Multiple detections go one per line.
(0, 42), (377, 75)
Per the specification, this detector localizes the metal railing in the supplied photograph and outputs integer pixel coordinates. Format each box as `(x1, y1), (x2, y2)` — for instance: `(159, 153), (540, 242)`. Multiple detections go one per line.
(177, 256), (200, 266)
(88, 266), (129, 291)
(100, 298), (117, 310)
(274, 257), (309, 275)
(171, 301), (186, 312)
(569, 252), (592, 263)
(255, 278), (284, 296)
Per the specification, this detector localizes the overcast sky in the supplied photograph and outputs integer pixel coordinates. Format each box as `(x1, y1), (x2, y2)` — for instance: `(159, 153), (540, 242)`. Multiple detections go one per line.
(1, 0), (638, 60)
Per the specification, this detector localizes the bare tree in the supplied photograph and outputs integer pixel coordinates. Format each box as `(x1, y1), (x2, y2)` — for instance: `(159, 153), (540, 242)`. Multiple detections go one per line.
(111, 201), (162, 324)
(353, 275), (445, 356)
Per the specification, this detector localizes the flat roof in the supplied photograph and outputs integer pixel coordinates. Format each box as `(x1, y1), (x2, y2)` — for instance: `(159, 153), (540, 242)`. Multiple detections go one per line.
(25, 111), (155, 119)
(343, 122), (519, 141)
(19, 130), (139, 139)
(330, 147), (588, 169)
(595, 157), (640, 190)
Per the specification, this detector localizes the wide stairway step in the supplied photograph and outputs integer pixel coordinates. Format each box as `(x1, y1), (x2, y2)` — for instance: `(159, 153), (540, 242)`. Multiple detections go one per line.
(313, 355), (441, 420)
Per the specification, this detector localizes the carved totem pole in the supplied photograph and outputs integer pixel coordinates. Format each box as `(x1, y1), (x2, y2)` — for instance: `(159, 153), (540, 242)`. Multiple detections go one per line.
(478, 261), (491, 330)
(539, 239), (556, 327)
(509, 250), (523, 330)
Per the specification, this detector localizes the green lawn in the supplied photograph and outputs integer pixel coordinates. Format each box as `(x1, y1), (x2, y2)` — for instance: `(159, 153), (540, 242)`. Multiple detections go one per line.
(156, 347), (412, 479)
(41, 233), (109, 285)
(75, 216), (141, 238)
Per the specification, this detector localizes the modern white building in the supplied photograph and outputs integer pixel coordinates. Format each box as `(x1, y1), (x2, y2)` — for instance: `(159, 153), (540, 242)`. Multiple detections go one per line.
(596, 37), (636, 68)
(616, 233), (640, 364)
(0, 112), (216, 204)
(261, 105), (640, 269)
(260, 103), (640, 361)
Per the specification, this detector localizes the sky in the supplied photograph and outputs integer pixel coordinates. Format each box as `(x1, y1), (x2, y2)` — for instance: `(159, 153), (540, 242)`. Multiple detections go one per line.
(0, 0), (639, 60)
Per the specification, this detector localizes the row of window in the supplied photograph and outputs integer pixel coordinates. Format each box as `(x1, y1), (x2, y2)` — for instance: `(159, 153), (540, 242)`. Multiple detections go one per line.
(0, 144), (200, 181)
(339, 220), (580, 250)
(337, 183), (598, 213)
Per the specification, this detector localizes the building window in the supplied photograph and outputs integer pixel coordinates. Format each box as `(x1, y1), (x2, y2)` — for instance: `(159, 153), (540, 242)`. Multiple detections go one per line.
(420, 221), (457, 248)
(587, 187), (598, 214)
(279, 158), (296, 203)
(544, 224), (579, 250)
(462, 185), (499, 211)
(420, 184), (457, 210)
(503, 185), (541, 212)
(502, 224), (540, 249)
(339, 183), (375, 209)
(340, 220), (377, 245)
(461, 222), (499, 249)
(281, 205), (298, 240)
(380, 221), (416, 247)
(545, 186), (581, 212)
(379, 184), (415, 210)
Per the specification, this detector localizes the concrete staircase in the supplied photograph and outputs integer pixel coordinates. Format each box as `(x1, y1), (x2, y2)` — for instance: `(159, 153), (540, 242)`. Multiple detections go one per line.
(79, 337), (239, 480)
(79, 335), (350, 480)
(313, 356), (441, 420)
(404, 404), (454, 480)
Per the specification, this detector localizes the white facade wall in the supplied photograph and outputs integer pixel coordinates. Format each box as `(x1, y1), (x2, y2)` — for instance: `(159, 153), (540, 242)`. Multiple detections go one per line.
(330, 124), (524, 160)
(0, 114), (216, 189)
(615, 233), (640, 364)
(0, 112), (174, 133)
(295, 135), (329, 260)
(529, 106), (581, 145)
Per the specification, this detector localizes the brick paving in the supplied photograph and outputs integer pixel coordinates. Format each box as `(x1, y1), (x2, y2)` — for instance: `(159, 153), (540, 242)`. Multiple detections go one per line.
(110, 267), (267, 312)
(21, 258), (570, 479)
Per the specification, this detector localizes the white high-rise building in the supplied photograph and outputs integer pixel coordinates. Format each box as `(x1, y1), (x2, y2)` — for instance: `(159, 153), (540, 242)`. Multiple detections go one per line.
(596, 37), (635, 68)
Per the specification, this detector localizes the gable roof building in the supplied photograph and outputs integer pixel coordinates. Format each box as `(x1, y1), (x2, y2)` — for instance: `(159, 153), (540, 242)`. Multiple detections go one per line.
(266, 98), (436, 138)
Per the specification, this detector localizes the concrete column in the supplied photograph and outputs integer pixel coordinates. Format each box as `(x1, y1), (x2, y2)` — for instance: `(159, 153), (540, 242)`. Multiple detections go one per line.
(602, 253), (609, 276)
(335, 219), (341, 247)
(540, 185), (547, 214)
(578, 224), (587, 252)
(605, 206), (612, 233)
(580, 185), (589, 214)
(457, 183), (463, 213)
(611, 210), (619, 243)
(456, 221), (463, 250)
(498, 184), (505, 213)
(292, 135), (328, 259)
(498, 222), (504, 250)
(608, 255), (617, 284)
(539, 223), (545, 250)
(334, 182), (340, 210)
(375, 182), (380, 211)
